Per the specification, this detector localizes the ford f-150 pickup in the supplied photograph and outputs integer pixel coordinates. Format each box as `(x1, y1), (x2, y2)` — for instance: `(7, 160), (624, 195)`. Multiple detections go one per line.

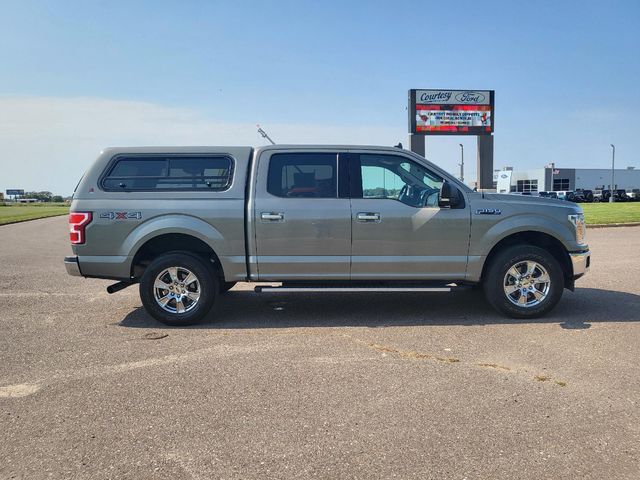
(65, 145), (590, 325)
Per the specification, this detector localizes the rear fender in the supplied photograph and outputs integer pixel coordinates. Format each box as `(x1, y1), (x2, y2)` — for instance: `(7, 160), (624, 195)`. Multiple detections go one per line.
(122, 214), (229, 274)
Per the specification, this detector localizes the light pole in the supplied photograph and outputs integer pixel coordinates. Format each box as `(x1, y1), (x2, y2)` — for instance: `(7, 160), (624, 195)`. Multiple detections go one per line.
(609, 144), (615, 203)
(458, 144), (464, 183)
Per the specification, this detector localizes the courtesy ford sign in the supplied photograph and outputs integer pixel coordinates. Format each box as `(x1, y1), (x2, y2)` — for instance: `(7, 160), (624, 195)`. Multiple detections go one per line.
(409, 89), (495, 135)
(415, 90), (491, 105)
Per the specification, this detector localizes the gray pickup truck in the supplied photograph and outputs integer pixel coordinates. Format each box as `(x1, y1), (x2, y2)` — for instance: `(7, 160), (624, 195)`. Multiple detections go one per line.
(65, 145), (590, 325)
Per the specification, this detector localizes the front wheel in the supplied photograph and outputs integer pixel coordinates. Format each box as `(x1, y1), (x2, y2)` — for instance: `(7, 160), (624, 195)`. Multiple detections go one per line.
(483, 245), (564, 319)
(139, 252), (218, 326)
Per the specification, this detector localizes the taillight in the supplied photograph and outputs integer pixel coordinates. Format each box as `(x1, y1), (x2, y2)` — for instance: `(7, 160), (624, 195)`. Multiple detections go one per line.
(69, 212), (92, 244)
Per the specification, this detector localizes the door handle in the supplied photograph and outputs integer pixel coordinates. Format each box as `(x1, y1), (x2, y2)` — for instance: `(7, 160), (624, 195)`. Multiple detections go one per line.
(261, 212), (284, 222)
(356, 212), (381, 222)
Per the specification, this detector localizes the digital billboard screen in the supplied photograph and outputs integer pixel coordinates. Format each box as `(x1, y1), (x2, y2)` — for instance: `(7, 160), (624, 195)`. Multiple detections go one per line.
(409, 89), (494, 135)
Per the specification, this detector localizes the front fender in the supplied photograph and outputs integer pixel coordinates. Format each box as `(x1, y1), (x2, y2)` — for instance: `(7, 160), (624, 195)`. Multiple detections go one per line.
(473, 213), (577, 256)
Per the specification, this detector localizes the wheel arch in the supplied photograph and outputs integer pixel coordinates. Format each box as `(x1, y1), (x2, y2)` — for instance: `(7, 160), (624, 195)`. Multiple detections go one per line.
(121, 214), (230, 281)
(130, 233), (225, 280)
(480, 231), (574, 290)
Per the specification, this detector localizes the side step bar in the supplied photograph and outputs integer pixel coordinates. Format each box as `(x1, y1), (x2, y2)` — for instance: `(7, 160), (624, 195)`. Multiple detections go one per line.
(255, 284), (462, 293)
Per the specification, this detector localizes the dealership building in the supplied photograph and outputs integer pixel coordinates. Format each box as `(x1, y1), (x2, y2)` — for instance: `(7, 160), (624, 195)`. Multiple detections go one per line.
(494, 166), (640, 193)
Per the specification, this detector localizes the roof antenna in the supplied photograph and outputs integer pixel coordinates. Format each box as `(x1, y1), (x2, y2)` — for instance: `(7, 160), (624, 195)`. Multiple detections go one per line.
(257, 124), (276, 145)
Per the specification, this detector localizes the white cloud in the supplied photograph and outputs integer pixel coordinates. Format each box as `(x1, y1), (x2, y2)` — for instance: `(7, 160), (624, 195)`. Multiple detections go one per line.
(0, 96), (414, 195)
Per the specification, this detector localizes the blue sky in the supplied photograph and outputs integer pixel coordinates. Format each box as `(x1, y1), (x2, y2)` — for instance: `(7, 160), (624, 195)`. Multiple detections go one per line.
(1, 0), (639, 194)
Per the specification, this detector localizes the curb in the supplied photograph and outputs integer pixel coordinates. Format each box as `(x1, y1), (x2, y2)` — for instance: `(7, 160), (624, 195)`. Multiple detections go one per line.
(587, 222), (640, 229)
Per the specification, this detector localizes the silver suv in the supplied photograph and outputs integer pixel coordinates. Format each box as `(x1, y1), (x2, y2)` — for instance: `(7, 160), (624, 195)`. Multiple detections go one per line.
(65, 145), (590, 325)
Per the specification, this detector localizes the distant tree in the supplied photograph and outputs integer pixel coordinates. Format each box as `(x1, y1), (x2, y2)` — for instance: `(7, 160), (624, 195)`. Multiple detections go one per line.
(24, 191), (53, 202)
(51, 195), (64, 203)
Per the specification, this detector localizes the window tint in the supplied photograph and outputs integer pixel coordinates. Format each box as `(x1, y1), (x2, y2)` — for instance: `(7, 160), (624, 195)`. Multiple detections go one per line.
(110, 159), (167, 177)
(359, 154), (443, 208)
(102, 156), (233, 191)
(267, 153), (337, 198)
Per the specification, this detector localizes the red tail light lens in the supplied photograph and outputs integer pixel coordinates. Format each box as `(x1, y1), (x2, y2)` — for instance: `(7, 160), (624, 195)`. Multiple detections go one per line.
(69, 212), (92, 244)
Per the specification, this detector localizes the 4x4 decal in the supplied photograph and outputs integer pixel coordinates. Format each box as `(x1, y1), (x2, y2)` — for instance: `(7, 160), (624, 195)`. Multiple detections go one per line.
(99, 211), (142, 220)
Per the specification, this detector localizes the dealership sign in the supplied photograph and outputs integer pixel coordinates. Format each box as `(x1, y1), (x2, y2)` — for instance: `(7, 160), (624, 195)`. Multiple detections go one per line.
(6, 189), (24, 196)
(496, 170), (512, 194)
(409, 89), (495, 135)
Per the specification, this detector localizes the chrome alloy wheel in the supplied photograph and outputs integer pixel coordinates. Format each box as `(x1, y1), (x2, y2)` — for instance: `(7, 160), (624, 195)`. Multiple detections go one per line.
(503, 261), (551, 308)
(153, 266), (201, 314)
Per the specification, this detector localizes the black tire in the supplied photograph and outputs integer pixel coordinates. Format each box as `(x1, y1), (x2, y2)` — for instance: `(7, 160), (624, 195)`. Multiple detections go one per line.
(220, 281), (237, 294)
(139, 252), (218, 326)
(483, 245), (564, 319)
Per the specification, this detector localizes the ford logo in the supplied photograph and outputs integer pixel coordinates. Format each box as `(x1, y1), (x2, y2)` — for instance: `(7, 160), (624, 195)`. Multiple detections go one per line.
(500, 173), (508, 179)
(455, 92), (486, 103)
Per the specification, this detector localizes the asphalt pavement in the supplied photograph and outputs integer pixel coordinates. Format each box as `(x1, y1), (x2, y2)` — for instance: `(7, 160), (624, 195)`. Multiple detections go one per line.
(0, 216), (638, 479)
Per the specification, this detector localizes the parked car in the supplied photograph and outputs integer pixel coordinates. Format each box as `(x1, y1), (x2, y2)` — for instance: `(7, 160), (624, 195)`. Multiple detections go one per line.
(626, 189), (640, 201)
(615, 189), (630, 201)
(538, 191), (559, 199)
(65, 145), (590, 325)
(555, 191), (578, 202)
(574, 189), (594, 203)
(593, 189), (608, 202)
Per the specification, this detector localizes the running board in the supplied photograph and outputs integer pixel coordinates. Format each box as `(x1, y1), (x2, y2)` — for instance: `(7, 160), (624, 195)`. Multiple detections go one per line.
(254, 284), (460, 293)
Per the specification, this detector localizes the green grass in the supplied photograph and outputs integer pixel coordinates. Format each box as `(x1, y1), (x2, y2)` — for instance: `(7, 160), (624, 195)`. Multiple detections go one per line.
(0, 204), (69, 225)
(581, 202), (640, 225)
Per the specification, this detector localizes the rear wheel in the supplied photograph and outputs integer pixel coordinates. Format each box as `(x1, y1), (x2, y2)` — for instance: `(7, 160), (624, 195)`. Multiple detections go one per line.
(140, 252), (218, 326)
(483, 245), (564, 319)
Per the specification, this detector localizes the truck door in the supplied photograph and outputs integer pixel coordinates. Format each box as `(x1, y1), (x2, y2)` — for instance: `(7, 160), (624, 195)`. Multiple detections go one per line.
(349, 152), (471, 280)
(252, 149), (352, 280)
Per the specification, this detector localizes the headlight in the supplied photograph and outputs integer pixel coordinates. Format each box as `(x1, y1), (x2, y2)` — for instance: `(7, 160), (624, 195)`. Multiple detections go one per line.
(568, 213), (586, 244)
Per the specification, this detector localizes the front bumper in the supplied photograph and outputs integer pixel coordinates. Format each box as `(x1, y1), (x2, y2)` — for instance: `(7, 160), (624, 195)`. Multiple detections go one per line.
(64, 255), (82, 277)
(570, 251), (590, 279)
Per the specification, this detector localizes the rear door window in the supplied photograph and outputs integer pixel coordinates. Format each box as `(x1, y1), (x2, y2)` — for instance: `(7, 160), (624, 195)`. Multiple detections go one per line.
(267, 153), (337, 198)
(102, 156), (233, 191)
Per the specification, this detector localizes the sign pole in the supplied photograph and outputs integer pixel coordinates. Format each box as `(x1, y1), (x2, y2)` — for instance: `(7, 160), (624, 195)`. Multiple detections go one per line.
(409, 134), (425, 158)
(609, 144), (615, 202)
(476, 135), (494, 190)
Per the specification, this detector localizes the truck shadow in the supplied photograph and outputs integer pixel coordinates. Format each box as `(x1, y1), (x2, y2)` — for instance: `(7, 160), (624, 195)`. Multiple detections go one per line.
(118, 287), (640, 330)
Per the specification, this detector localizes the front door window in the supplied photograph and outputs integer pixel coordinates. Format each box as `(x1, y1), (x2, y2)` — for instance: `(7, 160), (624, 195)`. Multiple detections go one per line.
(360, 154), (443, 207)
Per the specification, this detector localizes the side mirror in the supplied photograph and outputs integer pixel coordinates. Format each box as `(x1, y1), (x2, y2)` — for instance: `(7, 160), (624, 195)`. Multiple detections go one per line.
(439, 181), (461, 208)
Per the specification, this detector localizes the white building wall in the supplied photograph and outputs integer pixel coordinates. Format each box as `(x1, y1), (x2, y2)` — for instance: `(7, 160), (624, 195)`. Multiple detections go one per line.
(509, 169), (546, 192)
